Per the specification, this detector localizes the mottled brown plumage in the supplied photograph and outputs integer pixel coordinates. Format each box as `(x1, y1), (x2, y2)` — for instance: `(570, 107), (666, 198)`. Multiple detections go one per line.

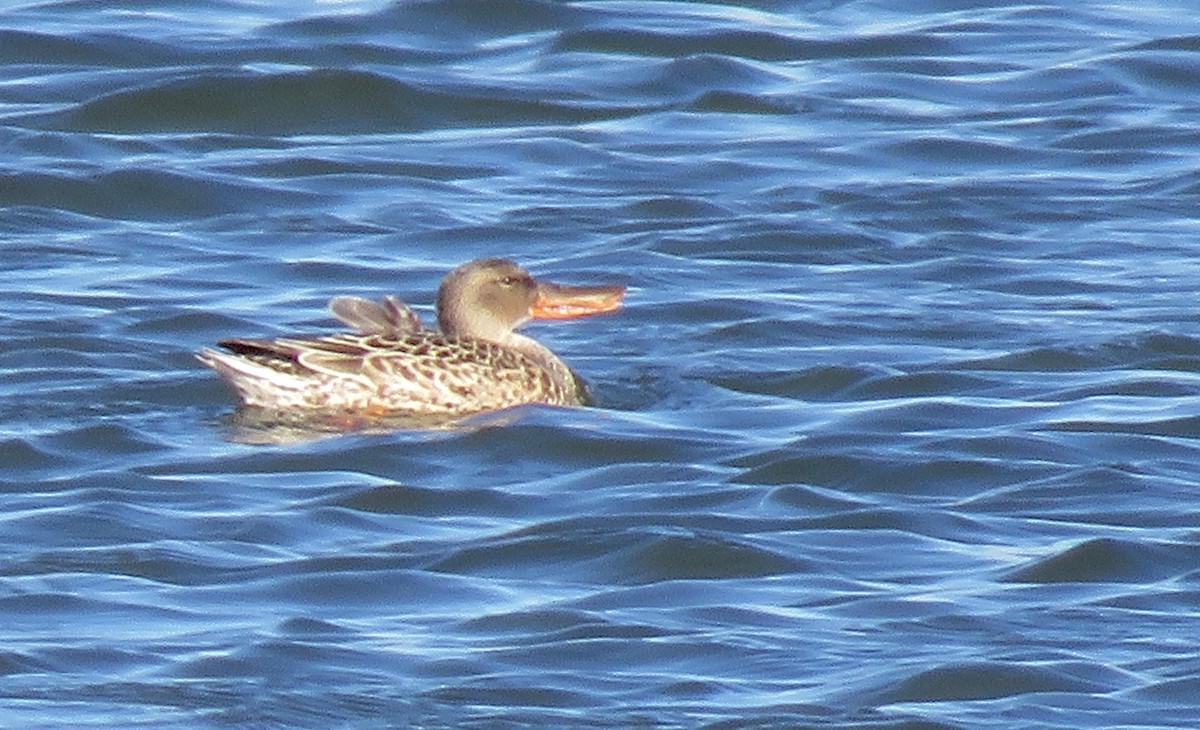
(197, 259), (624, 416)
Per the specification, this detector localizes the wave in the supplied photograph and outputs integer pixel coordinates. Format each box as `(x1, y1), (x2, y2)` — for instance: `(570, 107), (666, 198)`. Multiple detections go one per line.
(46, 68), (646, 135)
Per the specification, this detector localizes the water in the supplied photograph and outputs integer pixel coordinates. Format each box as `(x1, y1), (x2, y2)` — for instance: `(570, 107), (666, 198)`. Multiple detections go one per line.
(3, 0), (1200, 727)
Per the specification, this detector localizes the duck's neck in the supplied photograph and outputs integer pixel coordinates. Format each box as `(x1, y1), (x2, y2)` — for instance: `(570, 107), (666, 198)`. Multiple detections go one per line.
(506, 332), (568, 374)
(507, 332), (586, 398)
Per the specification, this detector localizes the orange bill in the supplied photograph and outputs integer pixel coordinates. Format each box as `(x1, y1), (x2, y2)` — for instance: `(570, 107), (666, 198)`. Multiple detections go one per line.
(531, 282), (626, 320)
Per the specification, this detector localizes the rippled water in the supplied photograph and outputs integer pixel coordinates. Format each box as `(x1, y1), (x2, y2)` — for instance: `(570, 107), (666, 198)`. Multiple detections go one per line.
(4, 0), (1200, 727)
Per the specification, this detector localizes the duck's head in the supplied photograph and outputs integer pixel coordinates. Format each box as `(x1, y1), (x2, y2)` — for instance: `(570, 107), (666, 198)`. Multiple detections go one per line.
(436, 258), (625, 342)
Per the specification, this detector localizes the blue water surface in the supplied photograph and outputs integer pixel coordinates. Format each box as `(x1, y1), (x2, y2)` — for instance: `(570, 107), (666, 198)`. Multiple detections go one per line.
(3, 0), (1200, 727)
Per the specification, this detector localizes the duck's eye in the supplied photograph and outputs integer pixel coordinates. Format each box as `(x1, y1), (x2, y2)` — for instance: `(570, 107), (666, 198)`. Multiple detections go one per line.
(499, 276), (519, 287)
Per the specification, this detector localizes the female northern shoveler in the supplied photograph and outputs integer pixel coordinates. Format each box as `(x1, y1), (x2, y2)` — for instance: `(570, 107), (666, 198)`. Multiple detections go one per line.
(197, 258), (625, 416)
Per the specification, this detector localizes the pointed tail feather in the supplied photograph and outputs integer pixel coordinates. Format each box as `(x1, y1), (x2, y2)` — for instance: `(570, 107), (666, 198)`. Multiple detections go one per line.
(196, 347), (311, 408)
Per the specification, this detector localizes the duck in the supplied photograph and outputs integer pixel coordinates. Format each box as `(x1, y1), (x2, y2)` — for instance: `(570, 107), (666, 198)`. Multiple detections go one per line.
(197, 258), (626, 416)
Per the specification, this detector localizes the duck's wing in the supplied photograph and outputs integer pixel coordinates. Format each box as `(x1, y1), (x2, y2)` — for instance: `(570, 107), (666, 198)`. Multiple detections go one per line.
(329, 295), (425, 337)
(215, 335), (381, 378)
